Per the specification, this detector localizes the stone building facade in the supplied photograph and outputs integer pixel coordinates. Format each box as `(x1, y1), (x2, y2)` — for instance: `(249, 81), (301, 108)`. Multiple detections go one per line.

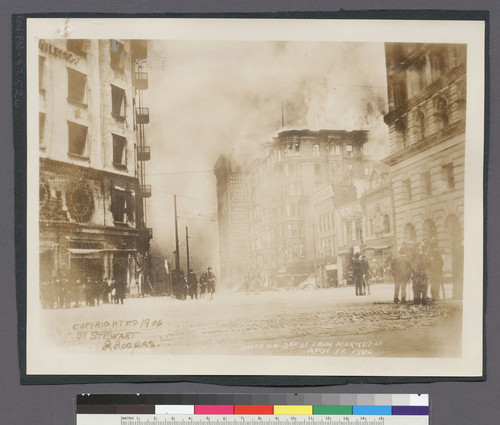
(383, 42), (466, 297)
(38, 39), (152, 297)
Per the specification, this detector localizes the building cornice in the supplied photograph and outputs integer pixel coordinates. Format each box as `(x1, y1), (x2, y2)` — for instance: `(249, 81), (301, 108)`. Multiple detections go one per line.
(383, 120), (465, 166)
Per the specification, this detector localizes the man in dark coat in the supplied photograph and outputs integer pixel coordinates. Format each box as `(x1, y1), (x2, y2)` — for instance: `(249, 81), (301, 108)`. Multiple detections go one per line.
(352, 252), (364, 296)
(187, 269), (198, 300)
(428, 244), (444, 300)
(411, 244), (430, 305)
(391, 249), (413, 303)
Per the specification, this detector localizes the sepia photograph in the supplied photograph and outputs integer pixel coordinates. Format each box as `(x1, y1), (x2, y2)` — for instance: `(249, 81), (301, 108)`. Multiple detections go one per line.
(22, 17), (485, 378)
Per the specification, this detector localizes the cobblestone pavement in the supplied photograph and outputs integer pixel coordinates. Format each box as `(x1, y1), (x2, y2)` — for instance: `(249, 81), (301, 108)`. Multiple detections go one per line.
(41, 283), (462, 358)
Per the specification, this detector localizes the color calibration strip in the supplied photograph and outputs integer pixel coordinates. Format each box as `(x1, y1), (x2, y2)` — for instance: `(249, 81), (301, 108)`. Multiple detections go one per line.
(77, 394), (429, 416)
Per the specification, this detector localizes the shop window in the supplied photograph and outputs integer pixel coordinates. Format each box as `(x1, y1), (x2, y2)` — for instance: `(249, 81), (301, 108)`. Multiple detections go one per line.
(110, 40), (125, 70)
(112, 134), (127, 168)
(67, 68), (87, 105)
(67, 39), (88, 57)
(111, 85), (126, 118)
(67, 121), (88, 157)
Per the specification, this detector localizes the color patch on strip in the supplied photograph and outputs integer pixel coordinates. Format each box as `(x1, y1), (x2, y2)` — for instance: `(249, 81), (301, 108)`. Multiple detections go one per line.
(274, 405), (313, 415)
(155, 405), (195, 415)
(313, 406), (353, 415)
(234, 405), (274, 415)
(353, 406), (392, 415)
(392, 406), (429, 416)
(195, 405), (234, 415)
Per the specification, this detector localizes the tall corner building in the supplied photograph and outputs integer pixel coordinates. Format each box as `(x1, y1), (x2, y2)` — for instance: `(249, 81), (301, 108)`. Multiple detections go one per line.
(38, 39), (152, 297)
(383, 42), (466, 298)
(213, 153), (250, 289)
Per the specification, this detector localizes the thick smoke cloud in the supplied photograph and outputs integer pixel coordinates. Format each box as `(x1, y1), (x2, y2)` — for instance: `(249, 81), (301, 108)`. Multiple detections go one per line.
(142, 40), (389, 269)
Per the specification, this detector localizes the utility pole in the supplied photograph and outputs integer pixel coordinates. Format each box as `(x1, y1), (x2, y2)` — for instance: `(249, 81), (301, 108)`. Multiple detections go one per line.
(313, 223), (318, 289)
(174, 194), (180, 270)
(186, 226), (190, 272)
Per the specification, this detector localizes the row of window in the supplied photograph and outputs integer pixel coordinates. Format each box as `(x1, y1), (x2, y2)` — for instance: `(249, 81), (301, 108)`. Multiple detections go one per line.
(401, 163), (455, 201)
(320, 238), (336, 258)
(273, 142), (357, 162)
(392, 46), (466, 108)
(395, 95), (458, 147)
(40, 114), (128, 168)
(319, 212), (335, 234)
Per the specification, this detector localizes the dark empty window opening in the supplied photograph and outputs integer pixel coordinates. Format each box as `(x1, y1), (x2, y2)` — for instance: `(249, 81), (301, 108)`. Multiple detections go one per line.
(110, 40), (124, 70)
(112, 134), (127, 168)
(442, 163), (455, 189)
(435, 97), (449, 129)
(414, 111), (425, 141)
(403, 178), (412, 201)
(422, 171), (432, 196)
(67, 39), (88, 57)
(39, 112), (46, 148)
(39, 56), (46, 92)
(67, 68), (87, 105)
(111, 85), (126, 119)
(68, 121), (88, 157)
(393, 79), (408, 108)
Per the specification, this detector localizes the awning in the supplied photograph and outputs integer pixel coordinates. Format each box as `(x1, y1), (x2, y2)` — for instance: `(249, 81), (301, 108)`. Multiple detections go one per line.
(67, 248), (137, 255)
(325, 264), (338, 271)
(67, 248), (103, 255)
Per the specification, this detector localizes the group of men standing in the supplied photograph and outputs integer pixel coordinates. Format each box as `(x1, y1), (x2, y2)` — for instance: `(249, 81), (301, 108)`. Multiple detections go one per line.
(351, 252), (372, 296)
(40, 274), (127, 309)
(171, 267), (216, 300)
(390, 240), (444, 305)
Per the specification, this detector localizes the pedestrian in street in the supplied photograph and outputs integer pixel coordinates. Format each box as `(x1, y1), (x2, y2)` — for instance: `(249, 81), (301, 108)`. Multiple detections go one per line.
(352, 252), (364, 296)
(199, 272), (207, 298)
(360, 254), (371, 295)
(428, 242), (444, 301)
(115, 278), (126, 305)
(207, 267), (216, 300)
(411, 243), (430, 305)
(187, 269), (198, 300)
(391, 249), (413, 303)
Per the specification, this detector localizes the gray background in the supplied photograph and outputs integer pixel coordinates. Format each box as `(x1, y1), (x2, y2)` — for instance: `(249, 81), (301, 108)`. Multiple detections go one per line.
(1, 1), (497, 424)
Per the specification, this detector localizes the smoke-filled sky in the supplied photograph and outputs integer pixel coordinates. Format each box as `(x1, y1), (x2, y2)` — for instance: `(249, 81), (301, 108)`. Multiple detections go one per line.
(142, 40), (389, 272)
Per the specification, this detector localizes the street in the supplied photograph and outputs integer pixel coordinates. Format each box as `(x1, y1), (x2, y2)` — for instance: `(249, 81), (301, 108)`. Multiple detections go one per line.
(41, 283), (462, 358)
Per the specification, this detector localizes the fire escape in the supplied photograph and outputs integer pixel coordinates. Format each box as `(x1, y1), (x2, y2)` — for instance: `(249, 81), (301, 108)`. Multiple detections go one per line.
(132, 41), (153, 251)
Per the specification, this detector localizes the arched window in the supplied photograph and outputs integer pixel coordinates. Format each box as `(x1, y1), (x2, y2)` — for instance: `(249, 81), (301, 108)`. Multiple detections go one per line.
(423, 219), (437, 240)
(414, 110), (425, 141)
(435, 97), (449, 130)
(404, 223), (416, 243)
